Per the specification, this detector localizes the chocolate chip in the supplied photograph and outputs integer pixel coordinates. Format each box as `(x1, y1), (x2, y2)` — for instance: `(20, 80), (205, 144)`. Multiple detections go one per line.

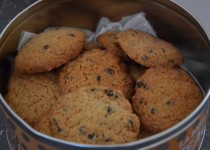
(127, 119), (134, 128)
(141, 55), (149, 61)
(79, 126), (86, 135)
(145, 47), (153, 54)
(52, 119), (62, 132)
(105, 68), (115, 75)
(107, 106), (112, 113)
(62, 106), (68, 113)
(88, 133), (95, 140)
(43, 45), (49, 50)
(151, 108), (157, 114)
(104, 89), (114, 97)
(104, 137), (111, 142)
(166, 101), (173, 106)
(136, 81), (147, 89)
(168, 59), (174, 65)
(91, 88), (96, 92)
(162, 48), (166, 53)
(66, 33), (75, 37)
(96, 75), (101, 82)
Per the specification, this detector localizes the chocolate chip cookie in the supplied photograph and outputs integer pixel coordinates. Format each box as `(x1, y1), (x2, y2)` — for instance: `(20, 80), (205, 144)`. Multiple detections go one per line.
(14, 29), (85, 73)
(132, 67), (203, 134)
(97, 31), (129, 60)
(5, 73), (59, 126)
(39, 87), (140, 144)
(59, 49), (134, 99)
(117, 29), (183, 67)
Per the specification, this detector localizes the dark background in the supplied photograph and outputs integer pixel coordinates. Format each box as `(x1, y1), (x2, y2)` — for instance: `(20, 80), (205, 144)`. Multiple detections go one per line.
(0, 0), (209, 149)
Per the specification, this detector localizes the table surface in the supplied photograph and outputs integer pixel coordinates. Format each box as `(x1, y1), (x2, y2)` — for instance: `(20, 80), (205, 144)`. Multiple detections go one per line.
(0, 0), (209, 150)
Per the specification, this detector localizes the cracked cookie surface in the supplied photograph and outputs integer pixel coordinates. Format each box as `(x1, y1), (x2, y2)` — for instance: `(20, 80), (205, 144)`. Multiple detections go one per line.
(97, 31), (128, 60)
(37, 87), (140, 144)
(59, 49), (134, 99)
(117, 29), (183, 67)
(14, 29), (85, 73)
(132, 67), (203, 134)
(5, 73), (59, 126)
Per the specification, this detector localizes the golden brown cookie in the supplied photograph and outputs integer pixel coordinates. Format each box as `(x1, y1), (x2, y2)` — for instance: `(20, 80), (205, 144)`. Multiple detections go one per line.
(34, 115), (52, 136)
(46, 87), (140, 144)
(14, 29), (85, 74)
(5, 73), (59, 126)
(59, 49), (134, 99)
(132, 67), (203, 134)
(117, 29), (184, 67)
(97, 31), (129, 60)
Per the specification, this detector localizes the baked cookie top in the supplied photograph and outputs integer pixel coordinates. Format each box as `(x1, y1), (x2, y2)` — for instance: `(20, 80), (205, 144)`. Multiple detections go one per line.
(48, 87), (140, 144)
(117, 29), (183, 67)
(97, 31), (128, 60)
(132, 67), (203, 134)
(14, 29), (85, 73)
(59, 49), (134, 99)
(34, 114), (52, 136)
(5, 73), (59, 126)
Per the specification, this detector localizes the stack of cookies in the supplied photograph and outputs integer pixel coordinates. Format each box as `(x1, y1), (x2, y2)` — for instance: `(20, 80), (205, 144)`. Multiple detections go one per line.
(116, 29), (203, 134)
(5, 28), (203, 144)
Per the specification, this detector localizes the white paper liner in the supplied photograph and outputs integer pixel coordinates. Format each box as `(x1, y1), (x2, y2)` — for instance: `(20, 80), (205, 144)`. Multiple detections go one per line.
(18, 12), (156, 50)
